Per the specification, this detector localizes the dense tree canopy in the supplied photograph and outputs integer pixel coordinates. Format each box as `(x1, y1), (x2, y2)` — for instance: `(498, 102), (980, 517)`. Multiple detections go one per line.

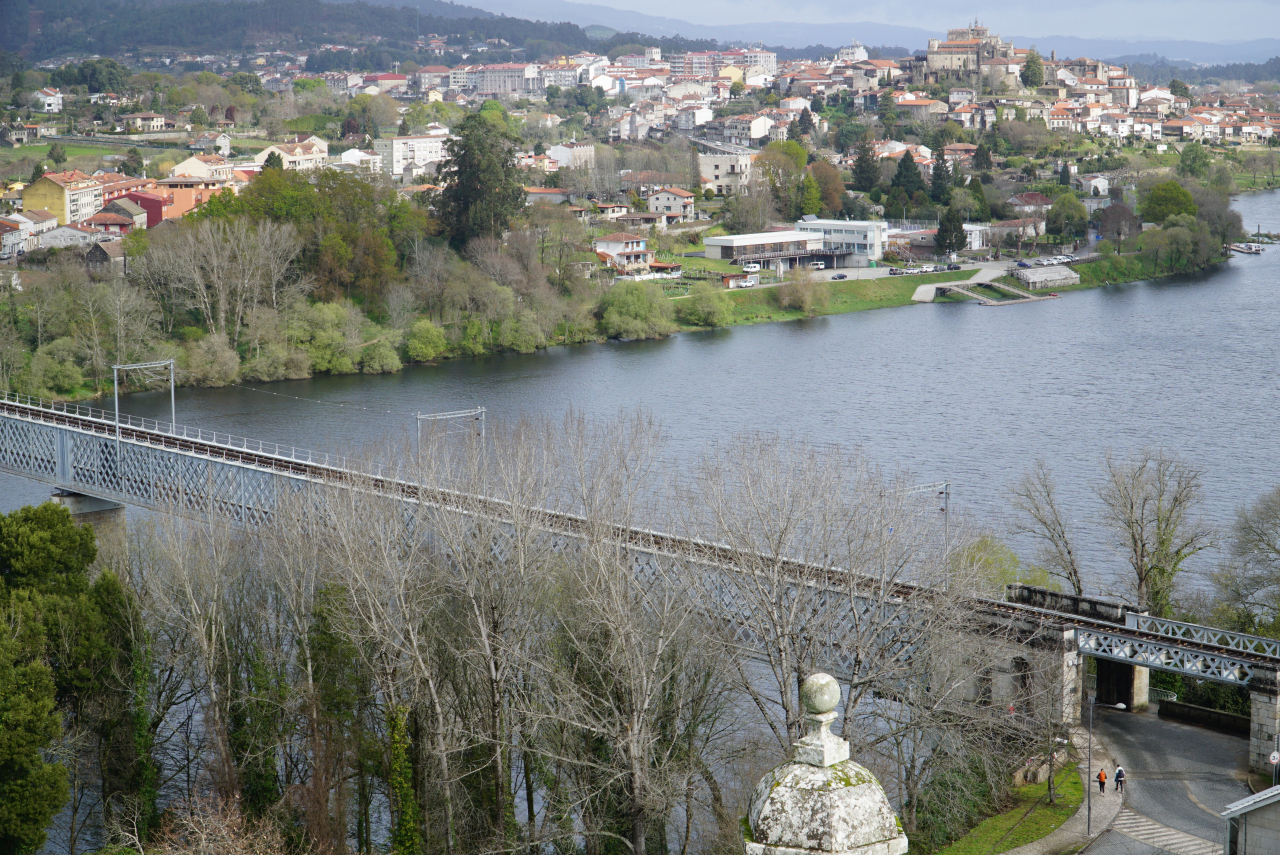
(1142, 180), (1198, 224)
(435, 113), (526, 251)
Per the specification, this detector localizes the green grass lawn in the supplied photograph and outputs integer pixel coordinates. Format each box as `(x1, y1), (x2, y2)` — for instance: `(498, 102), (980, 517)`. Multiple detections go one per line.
(0, 141), (157, 166)
(930, 765), (1083, 855)
(722, 269), (972, 326)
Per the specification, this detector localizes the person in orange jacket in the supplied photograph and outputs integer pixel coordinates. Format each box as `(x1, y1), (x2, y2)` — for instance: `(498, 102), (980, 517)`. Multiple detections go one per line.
(1096, 767), (1107, 794)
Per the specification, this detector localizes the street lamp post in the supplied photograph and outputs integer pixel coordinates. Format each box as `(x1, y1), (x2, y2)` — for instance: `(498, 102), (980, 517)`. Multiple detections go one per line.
(1087, 696), (1126, 836)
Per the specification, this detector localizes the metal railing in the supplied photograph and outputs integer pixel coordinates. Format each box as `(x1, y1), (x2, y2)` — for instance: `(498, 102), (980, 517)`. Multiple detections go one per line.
(0, 390), (354, 473)
(1127, 613), (1280, 660)
(1149, 687), (1177, 704)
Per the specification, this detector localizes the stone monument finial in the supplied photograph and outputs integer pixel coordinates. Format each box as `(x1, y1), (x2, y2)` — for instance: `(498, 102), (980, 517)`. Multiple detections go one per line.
(794, 673), (850, 767)
(743, 672), (907, 855)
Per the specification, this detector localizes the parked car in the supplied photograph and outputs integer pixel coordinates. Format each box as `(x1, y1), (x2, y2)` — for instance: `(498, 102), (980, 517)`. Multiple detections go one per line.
(832, 273), (847, 280)
(947, 263), (962, 271)
(808, 261), (826, 270)
(889, 267), (905, 275)
(1017, 261), (1032, 268)
(741, 263), (761, 273)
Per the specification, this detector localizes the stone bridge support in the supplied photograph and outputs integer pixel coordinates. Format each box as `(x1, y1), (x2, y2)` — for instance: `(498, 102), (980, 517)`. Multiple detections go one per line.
(1094, 658), (1149, 713)
(1249, 668), (1280, 774)
(52, 490), (126, 556)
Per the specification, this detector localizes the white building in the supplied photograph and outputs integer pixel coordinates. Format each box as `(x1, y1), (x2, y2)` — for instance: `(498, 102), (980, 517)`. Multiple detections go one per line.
(675, 106), (714, 130)
(703, 230), (822, 273)
(253, 138), (328, 171)
(41, 223), (103, 248)
(794, 217), (889, 266)
(373, 126), (451, 179)
(837, 41), (868, 62)
(0, 218), (25, 258)
(337, 148), (383, 174)
(477, 63), (542, 96)
(546, 140), (595, 171)
(36, 87), (63, 113)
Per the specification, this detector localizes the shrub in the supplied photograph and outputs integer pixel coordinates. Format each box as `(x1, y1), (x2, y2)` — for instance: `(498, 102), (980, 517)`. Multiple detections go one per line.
(405, 319), (447, 362)
(182, 333), (240, 387)
(675, 282), (733, 327)
(239, 345), (311, 382)
(26, 338), (84, 395)
(776, 275), (829, 316)
(360, 340), (403, 374)
(597, 282), (675, 339)
(496, 310), (546, 353)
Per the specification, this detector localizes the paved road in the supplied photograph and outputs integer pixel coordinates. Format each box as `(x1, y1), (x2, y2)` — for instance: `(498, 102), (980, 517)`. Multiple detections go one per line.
(1083, 706), (1250, 855)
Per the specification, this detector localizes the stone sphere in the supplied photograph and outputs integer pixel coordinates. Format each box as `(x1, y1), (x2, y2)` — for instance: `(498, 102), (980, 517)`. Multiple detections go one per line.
(800, 673), (841, 715)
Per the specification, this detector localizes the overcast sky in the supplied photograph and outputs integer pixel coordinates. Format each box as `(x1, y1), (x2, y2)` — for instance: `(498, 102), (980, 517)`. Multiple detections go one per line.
(570, 0), (1273, 43)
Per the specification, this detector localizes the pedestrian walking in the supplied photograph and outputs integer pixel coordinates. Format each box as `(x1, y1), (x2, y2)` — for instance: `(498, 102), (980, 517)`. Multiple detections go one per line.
(1115, 766), (1125, 794)
(1097, 768), (1107, 794)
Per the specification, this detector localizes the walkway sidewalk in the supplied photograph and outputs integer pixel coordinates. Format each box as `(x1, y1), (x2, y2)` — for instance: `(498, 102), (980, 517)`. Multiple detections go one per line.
(1002, 725), (1124, 855)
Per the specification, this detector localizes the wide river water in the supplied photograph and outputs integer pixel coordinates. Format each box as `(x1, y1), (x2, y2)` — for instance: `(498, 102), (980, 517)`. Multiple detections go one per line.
(5, 191), (1278, 598)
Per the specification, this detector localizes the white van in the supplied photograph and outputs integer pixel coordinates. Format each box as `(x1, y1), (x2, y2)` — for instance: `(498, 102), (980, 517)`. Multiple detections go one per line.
(807, 261), (826, 270)
(741, 263), (761, 273)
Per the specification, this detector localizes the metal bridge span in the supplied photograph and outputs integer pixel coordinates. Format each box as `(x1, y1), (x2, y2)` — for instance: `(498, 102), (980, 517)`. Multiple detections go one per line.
(4, 391), (1280, 770)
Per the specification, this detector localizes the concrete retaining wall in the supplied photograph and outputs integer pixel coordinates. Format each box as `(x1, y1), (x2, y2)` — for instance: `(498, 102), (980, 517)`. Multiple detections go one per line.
(1158, 699), (1250, 737)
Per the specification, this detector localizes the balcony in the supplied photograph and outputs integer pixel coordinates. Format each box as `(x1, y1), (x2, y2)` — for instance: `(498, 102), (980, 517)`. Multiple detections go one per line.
(731, 247), (808, 262)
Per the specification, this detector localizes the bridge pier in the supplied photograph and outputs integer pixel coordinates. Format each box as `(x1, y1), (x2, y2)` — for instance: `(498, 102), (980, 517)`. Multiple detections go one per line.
(1094, 657), (1149, 712)
(51, 491), (126, 555)
(1250, 669), (1280, 774)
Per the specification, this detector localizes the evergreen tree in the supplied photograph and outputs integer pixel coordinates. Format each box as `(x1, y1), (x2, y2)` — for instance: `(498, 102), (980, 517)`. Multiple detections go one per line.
(891, 154), (927, 196)
(48, 142), (66, 166)
(930, 157), (951, 205)
(263, 150), (285, 171)
(436, 112), (526, 251)
(799, 173), (822, 216)
(852, 136), (879, 192)
(935, 206), (966, 254)
(1169, 79), (1190, 99)
(0, 597), (68, 855)
(189, 105), (208, 126)
(1059, 163), (1071, 186)
(28, 161), (44, 184)
(1020, 50), (1045, 89)
(787, 118), (801, 141)
(973, 143), (992, 171)
(798, 108), (814, 135)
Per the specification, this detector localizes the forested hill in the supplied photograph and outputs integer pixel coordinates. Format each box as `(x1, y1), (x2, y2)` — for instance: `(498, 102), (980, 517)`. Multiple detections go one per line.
(1124, 53), (1280, 86)
(6, 0), (603, 60)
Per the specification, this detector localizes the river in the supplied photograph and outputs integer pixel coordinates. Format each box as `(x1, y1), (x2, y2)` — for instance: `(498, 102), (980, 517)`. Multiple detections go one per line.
(5, 191), (1278, 597)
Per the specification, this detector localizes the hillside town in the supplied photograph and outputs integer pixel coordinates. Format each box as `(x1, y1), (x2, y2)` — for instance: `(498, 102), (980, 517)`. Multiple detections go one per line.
(1, 20), (1277, 268)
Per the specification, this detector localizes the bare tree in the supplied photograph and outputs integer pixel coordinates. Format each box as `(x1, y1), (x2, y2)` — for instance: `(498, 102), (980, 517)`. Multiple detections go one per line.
(1210, 484), (1280, 626)
(383, 283), (418, 330)
(1097, 449), (1214, 616)
(136, 514), (248, 800)
(1009, 459), (1085, 595)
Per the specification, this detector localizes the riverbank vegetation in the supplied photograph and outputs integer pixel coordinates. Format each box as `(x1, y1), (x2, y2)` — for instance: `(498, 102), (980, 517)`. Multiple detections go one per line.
(928, 765), (1083, 855)
(5, 418), (1077, 854)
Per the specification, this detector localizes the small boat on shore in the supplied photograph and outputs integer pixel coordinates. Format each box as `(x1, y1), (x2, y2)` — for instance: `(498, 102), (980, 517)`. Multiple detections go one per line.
(1229, 243), (1264, 254)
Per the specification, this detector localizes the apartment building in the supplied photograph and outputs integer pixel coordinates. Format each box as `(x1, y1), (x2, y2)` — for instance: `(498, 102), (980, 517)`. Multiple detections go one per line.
(22, 169), (104, 225)
(373, 126), (452, 178)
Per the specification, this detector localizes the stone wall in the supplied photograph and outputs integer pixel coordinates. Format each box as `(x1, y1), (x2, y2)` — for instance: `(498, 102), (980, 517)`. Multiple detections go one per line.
(1158, 700), (1250, 737)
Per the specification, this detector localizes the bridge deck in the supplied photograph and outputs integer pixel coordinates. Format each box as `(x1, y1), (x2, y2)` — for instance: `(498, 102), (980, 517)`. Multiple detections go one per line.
(1, 392), (1276, 690)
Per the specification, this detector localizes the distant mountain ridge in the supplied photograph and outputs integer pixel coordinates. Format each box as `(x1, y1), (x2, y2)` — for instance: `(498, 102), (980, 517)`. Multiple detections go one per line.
(440, 0), (1280, 64)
